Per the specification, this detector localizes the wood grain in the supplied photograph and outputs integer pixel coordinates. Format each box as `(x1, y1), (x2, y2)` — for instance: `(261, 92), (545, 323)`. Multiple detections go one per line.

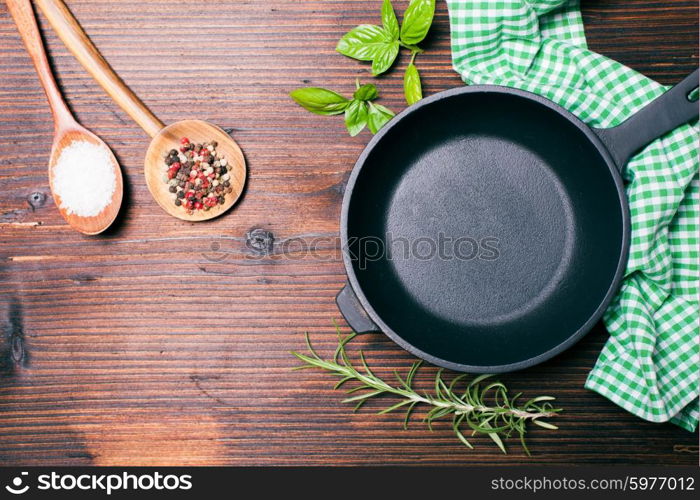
(5, 0), (73, 126)
(35, 0), (165, 138)
(0, 0), (697, 466)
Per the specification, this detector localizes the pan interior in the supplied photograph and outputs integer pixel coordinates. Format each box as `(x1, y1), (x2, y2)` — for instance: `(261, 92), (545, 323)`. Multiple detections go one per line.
(346, 91), (625, 368)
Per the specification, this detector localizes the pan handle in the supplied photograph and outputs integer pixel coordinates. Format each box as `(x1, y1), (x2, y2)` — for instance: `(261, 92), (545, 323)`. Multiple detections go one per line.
(593, 69), (699, 171)
(336, 284), (379, 334)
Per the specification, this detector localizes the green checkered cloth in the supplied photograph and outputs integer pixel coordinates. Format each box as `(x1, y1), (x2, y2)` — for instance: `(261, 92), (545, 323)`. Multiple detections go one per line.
(447, 0), (698, 431)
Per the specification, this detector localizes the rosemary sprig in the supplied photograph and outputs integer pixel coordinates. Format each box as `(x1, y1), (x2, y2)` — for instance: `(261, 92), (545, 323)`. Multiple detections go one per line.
(292, 328), (561, 455)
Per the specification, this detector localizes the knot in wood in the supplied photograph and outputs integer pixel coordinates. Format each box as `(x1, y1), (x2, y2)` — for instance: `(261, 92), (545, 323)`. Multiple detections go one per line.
(27, 191), (46, 209)
(246, 229), (274, 255)
(10, 334), (23, 363)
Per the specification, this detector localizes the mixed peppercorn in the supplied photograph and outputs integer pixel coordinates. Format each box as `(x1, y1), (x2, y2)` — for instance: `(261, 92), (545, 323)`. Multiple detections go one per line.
(163, 137), (233, 212)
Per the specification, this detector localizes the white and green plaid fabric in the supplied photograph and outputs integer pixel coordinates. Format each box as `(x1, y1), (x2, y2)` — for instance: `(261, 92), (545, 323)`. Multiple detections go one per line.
(447, 0), (698, 430)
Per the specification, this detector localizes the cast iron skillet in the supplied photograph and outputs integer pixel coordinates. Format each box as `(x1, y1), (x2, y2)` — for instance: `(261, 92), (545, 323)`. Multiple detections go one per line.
(337, 70), (698, 373)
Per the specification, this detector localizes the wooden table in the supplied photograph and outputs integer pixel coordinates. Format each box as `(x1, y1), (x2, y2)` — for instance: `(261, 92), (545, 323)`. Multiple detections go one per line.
(0, 0), (697, 466)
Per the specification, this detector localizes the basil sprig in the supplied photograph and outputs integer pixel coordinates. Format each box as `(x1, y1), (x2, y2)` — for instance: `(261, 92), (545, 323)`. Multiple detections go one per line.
(290, 1), (435, 137)
(337, 0), (435, 104)
(336, 0), (401, 76)
(291, 81), (395, 137)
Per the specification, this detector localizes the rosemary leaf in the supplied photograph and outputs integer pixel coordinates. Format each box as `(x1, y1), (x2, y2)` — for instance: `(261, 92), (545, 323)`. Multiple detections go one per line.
(403, 401), (418, 430)
(377, 399), (414, 415)
(532, 419), (559, 430)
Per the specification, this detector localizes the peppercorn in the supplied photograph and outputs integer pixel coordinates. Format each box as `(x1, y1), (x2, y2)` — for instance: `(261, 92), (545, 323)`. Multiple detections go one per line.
(163, 138), (233, 212)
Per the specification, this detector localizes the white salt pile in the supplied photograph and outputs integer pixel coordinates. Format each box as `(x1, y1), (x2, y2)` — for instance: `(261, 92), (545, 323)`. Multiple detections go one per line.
(52, 140), (116, 217)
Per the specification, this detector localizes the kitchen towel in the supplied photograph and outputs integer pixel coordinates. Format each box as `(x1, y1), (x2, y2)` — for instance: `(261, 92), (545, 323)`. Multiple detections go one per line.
(446, 0), (698, 430)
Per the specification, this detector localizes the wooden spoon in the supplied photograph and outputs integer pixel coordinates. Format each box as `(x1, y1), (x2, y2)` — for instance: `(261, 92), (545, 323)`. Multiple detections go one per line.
(34, 0), (247, 222)
(6, 0), (123, 235)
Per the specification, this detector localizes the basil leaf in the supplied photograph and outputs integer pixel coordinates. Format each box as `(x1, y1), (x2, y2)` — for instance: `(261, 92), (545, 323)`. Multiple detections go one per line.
(337, 24), (399, 76)
(399, 0), (435, 45)
(371, 41), (399, 75)
(404, 63), (422, 105)
(336, 24), (393, 61)
(290, 87), (350, 116)
(367, 102), (395, 134)
(354, 83), (378, 101)
(345, 100), (369, 137)
(382, 0), (399, 39)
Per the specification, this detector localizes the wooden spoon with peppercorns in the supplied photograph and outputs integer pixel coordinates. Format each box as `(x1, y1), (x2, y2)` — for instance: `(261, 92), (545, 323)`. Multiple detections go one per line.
(34, 0), (246, 222)
(6, 0), (123, 234)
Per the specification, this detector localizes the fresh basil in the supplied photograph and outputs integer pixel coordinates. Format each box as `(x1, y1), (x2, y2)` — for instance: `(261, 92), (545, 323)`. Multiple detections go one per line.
(345, 100), (369, 136)
(371, 42), (400, 75)
(336, 24), (399, 76)
(354, 83), (379, 101)
(400, 0), (435, 45)
(293, 2), (436, 135)
(404, 62), (422, 105)
(289, 87), (350, 115)
(332, 0), (435, 104)
(336, 24), (390, 60)
(367, 102), (395, 134)
(382, 0), (400, 39)
(291, 82), (394, 136)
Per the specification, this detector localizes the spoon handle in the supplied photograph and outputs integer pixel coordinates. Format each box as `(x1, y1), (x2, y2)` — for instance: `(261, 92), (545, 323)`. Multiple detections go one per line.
(34, 0), (166, 138)
(6, 0), (74, 128)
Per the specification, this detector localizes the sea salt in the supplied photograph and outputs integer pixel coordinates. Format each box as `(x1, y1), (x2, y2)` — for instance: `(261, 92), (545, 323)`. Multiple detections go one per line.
(52, 140), (116, 217)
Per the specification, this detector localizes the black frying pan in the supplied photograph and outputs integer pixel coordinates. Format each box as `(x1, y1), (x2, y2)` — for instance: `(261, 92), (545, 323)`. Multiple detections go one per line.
(337, 70), (699, 373)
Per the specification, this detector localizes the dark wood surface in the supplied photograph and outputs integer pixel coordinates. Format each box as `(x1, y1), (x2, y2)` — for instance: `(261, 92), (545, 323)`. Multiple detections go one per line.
(0, 0), (697, 466)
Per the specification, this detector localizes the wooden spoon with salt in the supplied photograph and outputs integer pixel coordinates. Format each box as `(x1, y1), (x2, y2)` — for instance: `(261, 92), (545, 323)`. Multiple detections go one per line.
(6, 0), (123, 235)
(34, 0), (247, 222)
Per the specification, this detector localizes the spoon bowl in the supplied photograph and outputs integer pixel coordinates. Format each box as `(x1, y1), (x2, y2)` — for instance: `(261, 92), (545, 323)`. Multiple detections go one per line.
(144, 120), (246, 222)
(49, 125), (123, 234)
